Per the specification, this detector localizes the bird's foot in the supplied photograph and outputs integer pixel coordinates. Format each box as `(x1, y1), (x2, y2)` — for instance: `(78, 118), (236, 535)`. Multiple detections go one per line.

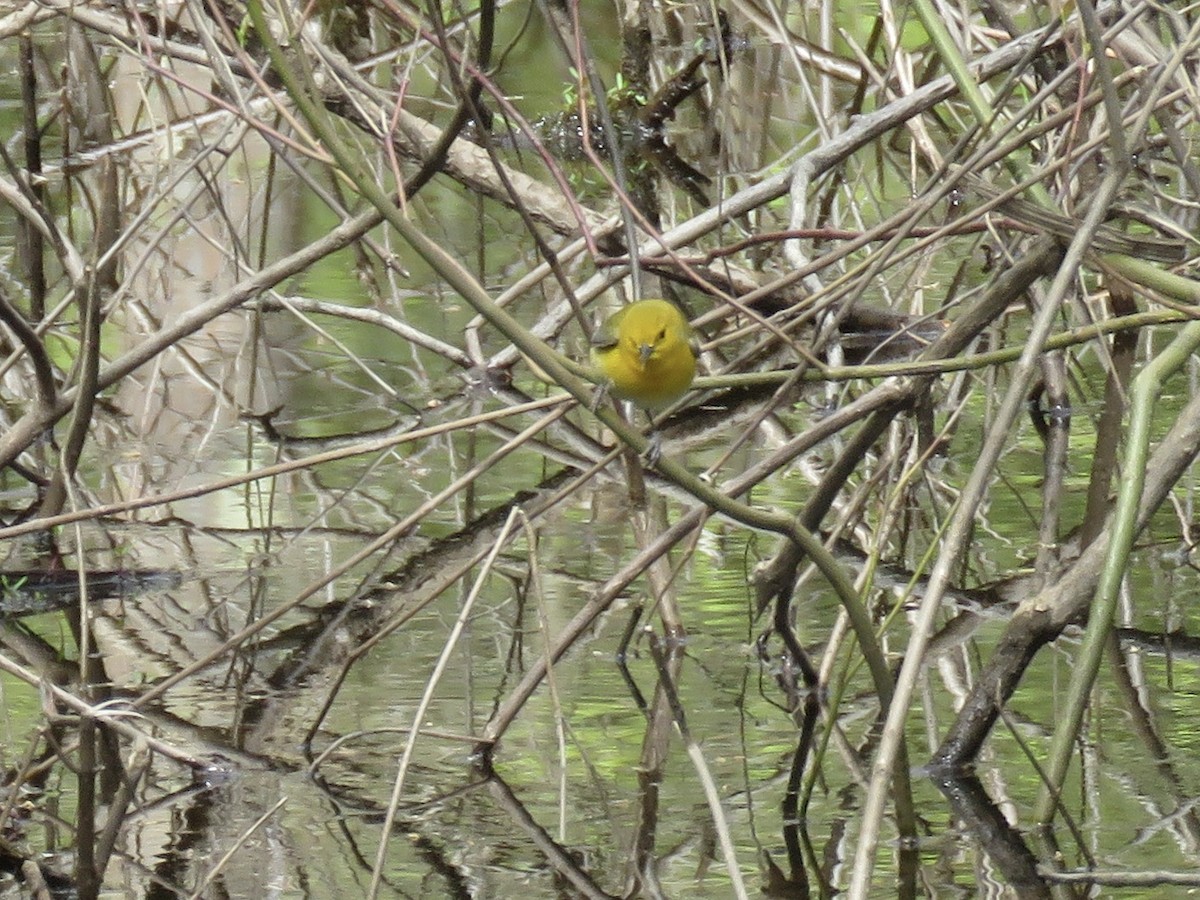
(641, 430), (663, 466)
(589, 381), (612, 413)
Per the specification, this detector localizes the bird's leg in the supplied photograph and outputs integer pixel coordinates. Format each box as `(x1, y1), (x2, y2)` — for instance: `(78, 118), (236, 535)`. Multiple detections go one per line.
(642, 413), (663, 466)
(589, 380), (611, 412)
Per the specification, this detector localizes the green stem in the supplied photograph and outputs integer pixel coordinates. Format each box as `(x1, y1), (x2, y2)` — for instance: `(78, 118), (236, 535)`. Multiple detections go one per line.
(909, 0), (1053, 206)
(1035, 317), (1200, 822)
(1099, 255), (1200, 303)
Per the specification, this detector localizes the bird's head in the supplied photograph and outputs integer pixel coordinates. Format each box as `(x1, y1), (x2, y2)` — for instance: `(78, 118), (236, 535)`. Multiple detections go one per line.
(626, 318), (670, 368)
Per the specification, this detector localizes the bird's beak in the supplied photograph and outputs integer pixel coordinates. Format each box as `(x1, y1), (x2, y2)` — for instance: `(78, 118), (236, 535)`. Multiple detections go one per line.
(638, 344), (653, 365)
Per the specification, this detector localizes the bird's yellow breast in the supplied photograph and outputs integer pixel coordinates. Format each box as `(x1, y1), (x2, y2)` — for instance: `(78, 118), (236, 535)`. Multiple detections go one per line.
(591, 299), (696, 411)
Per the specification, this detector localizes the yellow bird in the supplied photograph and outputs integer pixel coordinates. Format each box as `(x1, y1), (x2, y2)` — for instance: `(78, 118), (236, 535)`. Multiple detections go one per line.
(591, 299), (696, 448)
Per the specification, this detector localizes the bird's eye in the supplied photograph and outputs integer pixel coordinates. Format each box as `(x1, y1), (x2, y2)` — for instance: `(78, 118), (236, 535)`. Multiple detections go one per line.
(656, 327), (666, 342)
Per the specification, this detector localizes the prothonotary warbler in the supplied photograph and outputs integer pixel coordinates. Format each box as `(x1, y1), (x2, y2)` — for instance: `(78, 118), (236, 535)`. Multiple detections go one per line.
(591, 298), (696, 458)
